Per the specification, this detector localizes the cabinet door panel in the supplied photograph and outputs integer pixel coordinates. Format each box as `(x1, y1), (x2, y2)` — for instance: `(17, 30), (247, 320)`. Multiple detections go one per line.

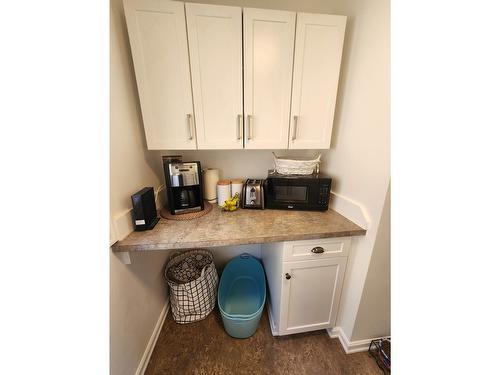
(186, 3), (243, 149)
(289, 13), (346, 149)
(124, 0), (196, 150)
(243, 8), (295, 149)
(281, 258), (346, 334)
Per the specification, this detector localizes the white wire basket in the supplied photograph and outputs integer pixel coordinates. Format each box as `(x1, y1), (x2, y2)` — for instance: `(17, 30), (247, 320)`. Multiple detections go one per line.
(272, 152), (321, 175)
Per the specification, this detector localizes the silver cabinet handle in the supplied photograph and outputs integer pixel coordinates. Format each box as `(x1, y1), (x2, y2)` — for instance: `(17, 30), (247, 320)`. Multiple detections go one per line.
(187, 114), (194, 140)
(247, 115), (253, 140)
(237, 114), (242, 140)
(292, 115), (298, 140)
(311, 246), (325, 254)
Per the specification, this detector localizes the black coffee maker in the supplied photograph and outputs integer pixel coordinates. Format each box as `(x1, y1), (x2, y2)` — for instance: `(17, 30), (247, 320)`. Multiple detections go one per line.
(164, 159), (204, 215)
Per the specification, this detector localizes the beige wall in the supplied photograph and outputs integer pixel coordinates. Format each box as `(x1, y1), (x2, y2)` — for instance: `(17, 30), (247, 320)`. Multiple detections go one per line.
(110, 0), (170, 373)
(351, 184), (390, 340)
(110, 0), (163, 216)
(110, 251), (170, 375)
(321, 0), (390, 341)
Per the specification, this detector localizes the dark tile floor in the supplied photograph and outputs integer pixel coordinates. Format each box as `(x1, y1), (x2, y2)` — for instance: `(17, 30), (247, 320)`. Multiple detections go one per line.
(145, 309), (382, 375)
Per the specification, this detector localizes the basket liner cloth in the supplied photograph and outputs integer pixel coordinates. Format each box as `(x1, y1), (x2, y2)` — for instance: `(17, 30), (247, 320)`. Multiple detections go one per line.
(165, 249), (218, 324)
(167, 252), (212, 284)
(273, 152), (321, 175)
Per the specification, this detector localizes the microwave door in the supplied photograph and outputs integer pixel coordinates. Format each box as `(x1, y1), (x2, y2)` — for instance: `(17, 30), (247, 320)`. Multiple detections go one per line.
(273, 185), (309, 203)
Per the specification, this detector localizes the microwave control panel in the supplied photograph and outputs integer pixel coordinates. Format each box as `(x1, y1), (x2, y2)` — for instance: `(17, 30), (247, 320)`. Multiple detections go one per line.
(318, 184), (331, 206)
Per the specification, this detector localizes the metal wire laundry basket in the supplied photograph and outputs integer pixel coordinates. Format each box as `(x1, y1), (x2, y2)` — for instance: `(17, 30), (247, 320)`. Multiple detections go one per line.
(369, 337), (391, 374)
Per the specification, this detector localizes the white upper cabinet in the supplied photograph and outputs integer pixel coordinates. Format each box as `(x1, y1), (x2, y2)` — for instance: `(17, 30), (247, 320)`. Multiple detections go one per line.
(124, 2), (347, 151)
(186, 3), (243, 149)
(243, 8), (295, 149)
(123, 0), (196, 150)
(289, 13), (347, 149)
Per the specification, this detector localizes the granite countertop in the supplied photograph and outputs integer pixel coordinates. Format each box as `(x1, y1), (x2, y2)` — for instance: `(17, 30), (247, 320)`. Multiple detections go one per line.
(112, 203), (366, 252)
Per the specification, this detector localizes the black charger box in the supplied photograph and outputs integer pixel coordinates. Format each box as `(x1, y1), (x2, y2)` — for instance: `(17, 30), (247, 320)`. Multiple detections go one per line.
(131, 187), (160, 231)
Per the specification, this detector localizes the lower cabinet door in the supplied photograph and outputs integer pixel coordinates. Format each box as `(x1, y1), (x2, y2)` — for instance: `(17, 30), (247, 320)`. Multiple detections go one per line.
(280, 258), (347, 335)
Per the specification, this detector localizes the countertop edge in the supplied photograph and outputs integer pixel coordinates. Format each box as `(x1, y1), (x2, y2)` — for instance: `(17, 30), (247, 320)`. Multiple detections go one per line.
(112, 228), (367, 253)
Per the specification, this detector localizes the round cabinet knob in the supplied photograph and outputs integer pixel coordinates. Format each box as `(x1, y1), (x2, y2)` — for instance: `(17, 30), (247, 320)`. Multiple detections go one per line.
(285, 273), (291, 280)
(311, 246), (325, 254)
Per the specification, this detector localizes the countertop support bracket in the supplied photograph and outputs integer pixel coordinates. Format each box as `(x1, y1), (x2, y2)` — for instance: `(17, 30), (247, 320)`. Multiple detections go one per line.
(115, 251), (132, 265)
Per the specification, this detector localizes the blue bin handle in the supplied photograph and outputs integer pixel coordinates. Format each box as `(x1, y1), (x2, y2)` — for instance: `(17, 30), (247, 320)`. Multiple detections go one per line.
(240, 253), (251, 259)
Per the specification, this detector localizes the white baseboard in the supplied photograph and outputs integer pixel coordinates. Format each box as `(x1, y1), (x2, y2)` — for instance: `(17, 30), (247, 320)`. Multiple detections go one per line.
(329, 192), (370, 229)
(266, 304), (278, 336)
(326, 326), (386, 354)
(135, 302), (170, 375)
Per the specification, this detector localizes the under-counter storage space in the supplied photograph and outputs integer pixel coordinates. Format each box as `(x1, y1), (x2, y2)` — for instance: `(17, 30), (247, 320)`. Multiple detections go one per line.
(262, 237), (349, 336)
(281, 258), (346, 335)
(124, 0), (346, 150)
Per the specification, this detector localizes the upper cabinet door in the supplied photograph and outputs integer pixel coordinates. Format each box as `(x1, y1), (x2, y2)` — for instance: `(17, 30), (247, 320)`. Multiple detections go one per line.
(123, 0), (196, 150)
(186, 3), (243, 150)
(289, 13), (347, 149)
(243, 8), (295, 150)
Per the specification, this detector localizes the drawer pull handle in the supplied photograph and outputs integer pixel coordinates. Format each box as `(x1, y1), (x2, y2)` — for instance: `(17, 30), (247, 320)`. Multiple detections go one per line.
(292, 115), (298, 140)
(237, 114), (243, 140)
(285, 273), (291, 280)
(247, 115), (253, 140)
(311, 246), (325, 254)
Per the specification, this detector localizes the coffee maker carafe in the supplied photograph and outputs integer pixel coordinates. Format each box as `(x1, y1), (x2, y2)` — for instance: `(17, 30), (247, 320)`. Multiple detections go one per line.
(164, 161), (204, 214)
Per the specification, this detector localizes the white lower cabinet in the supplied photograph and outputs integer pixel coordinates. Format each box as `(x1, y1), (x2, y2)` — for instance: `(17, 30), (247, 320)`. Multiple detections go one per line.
(262, 238), (349, 336)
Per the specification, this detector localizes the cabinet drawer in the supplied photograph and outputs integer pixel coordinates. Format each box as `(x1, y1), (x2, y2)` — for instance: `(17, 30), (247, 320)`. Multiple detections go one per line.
(283, 237), (350, 261)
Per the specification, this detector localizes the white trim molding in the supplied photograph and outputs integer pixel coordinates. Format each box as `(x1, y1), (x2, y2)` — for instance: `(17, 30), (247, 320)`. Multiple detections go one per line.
(112, 184), (166, 242)
(266, 304), (278, 336)
(111, 184), (166, 264)
(135, 302), (170, 375)
(329, 192), (370, 229)
(113, 207), (134, 242)
(326, 326), (388, 354)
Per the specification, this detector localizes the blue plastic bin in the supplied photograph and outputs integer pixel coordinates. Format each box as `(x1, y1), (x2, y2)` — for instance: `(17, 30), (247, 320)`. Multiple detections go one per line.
(218, 253), (266, 338)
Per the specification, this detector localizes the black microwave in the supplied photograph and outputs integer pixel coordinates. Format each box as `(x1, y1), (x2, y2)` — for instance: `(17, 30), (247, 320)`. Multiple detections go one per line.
(264, 171), (332, 211)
